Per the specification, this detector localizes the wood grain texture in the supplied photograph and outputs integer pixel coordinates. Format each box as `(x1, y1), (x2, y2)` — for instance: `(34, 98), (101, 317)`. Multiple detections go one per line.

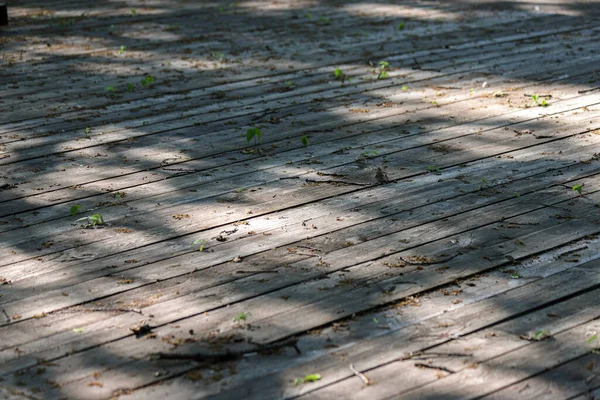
(2, 0), (600, 399)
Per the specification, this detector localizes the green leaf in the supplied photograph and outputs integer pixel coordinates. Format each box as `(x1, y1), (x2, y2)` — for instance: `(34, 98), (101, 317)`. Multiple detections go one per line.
(295, 373), (321, 385)
(233, 312), (248, 322)
(587, 334), (598, 344)
(301, 136), (308, 147)
(70, 204), (81, 216)
(141, 76), (155, 87)
(246, 127), (262, 144)
(572, 184), (584, 195)
(127, 83), (135, 92)
(104, 86), (115, 93)
(72, 327), (85, 333)
(402, 85), (408, 91)
(398, 22), (405, 30)
(532, 330), (551, 341)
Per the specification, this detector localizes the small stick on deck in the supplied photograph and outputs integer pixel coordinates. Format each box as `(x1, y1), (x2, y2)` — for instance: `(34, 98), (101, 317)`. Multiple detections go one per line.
(2, 308), (10, 323)
(578, 86), (600, 94)
(349, 364), (371, 385)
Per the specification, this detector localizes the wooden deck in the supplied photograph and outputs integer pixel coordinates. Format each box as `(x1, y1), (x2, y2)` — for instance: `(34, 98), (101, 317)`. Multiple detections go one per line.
(1, 0), (600, 398)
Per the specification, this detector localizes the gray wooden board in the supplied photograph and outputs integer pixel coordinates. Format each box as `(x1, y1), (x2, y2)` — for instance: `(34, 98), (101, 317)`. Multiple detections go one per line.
(2, 1), (600, 399)
(299, 282), (600, 399)
(3, 87), (600, 269)
(1, 9), (585, 123)
(4, 184), (600, 398)
(3, 40), (596, 179)
(119, 270), (600, 400)
(15, 246), (600, 399)
(0, 7), (558, 111)
(480, 353), (600, 400)
(3, 70), (597, 224)
(3, 121), (600, 315)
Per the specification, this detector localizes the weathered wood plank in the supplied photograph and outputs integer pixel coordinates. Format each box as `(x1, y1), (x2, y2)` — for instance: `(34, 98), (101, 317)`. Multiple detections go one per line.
(4, 182), (600, 397)
(481, 353), (600, 400)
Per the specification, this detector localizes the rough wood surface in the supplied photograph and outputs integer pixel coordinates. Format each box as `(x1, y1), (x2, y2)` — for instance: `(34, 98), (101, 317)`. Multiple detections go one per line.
(2, 0), (600, 399)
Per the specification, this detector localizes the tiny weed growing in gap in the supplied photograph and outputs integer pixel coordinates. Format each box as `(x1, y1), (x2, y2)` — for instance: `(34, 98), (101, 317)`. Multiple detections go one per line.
(70, 204), (81, 216)
(192, 239), (206, 252)
(531, 330), (552, 341)
(246, 126), (262, 144)
(118, 45), (126, 54)
(426, 166), (441, 174)
(294, 374), (321, 385)
(305, 13), (313, 19)
(83, 126), (92, 136)
(166, 23), (181, 31)
(210, 51), (225, 61)
(127, 82), (135, 92)
(402, 85), (409, 91)
(301, 136), (309, 147)
(130, 9), (137, 16)
(398, 22), (405, 30)
(319, 16), (331, 25)
(104, 86), (116, 93)
(77, 213), (104, 226)
(588, 334), (599, 351)
(478, 178), (489, 191)
(572, 183), (584, 195)
(378, 61), (390, 80)
(360, 150), (379, 159)
(530, 94), (549, 107)
(233, 312), (249, 322)
(333, 68), (348, 84)
(140, 76), (155, 87)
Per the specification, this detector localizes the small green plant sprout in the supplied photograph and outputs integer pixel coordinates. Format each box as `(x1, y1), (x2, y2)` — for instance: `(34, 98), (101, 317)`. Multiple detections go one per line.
(378, 61), (390, 80)
(402, 85), (409, 91)
(210, 51), (225, 61)
(294, 373), (321, 385)
(360, 150), (379, 159)
(306, 13), (313, 19)
(140, 76), (155, 87)
(426, 165), (441, 174)
(118, 45), (126, 54)
(233, 311), (249, 322)
(127, 82), (135, 92)
(83, 126), (92, 136)
(166, 23), (181, 31)
(333, 68), (348, 84)
(77, 213), (104, 226)
(246, 126), (262, 144)
(70, 204), (81, 216)
(531, 330), (552, 341)
(478, 178), (489, 191)
(510, 272), (521, 279)
(301, 136), (309, 147)
(192, 239), (206, 252)
(319, 16), (331, 25)
(130, 9), (137, 16)
(398, 22), (405, 30)
(104, 86), (116, 93)
(530, 94), (549, 107)
(587, 333), (599, 351)
(572, 183), (584, 196)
